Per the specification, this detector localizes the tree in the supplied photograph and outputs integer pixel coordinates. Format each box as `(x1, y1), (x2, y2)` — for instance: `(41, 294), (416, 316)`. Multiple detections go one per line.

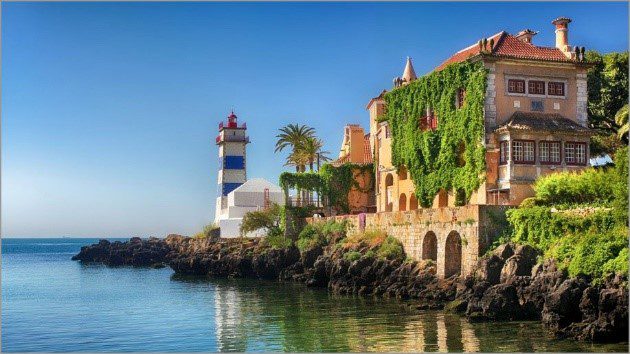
(586, 50), (629, 156)
(586, 51), (629, 134)
(275, 124), (316, 172)
(615, 104), (628, 143)
(299, 137), (331, 171)
(240, 203), (283, 237)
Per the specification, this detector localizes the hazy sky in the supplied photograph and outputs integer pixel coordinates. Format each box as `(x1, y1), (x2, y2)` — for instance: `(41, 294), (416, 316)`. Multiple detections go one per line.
(2, 1), (628, 237)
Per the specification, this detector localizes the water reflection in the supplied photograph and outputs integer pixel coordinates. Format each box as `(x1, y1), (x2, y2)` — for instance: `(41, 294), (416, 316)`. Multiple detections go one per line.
(173, 276), (627, 352)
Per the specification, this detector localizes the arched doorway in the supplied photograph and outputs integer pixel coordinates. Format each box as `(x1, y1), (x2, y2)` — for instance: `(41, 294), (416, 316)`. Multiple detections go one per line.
(399, 193), (407, 211)
(409, 194), (418, 210)
(422, 231), (438, 261)
(444, 231), (462, 278)
(385, 173), (394, 212)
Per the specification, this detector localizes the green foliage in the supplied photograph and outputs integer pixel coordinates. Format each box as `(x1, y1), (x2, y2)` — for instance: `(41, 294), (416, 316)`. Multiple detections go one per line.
(586, 51), (629, 136)
(194, 223), (219, 239)
(320, 163), (374, 213)
(280, 163), (374, 213)
(297, 219), (349, 252)
(612, 146), (629, 223)
(240, 203), (283, 237)
(344, 251), (362, 262)
(507, 156), (629, 282)
(382, 61), (488, 206)
(296, 224), (323, 252)
(263, 233), (293, 250)
(376, 236), (405, 261)
(533, 169), (614, 206)
(279, 172), (324, 194)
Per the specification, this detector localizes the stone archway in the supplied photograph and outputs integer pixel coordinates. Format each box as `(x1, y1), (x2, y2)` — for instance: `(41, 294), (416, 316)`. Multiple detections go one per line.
(385, 173), (394, 212)
(444, 231), (462, 278)
(409, 194), (418, 210)
(422, 231), (438, 261)
(399, 193), (407, 211)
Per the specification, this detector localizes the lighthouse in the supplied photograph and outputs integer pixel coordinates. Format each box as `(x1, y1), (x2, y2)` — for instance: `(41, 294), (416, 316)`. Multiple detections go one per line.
(214, 111), (249, 224)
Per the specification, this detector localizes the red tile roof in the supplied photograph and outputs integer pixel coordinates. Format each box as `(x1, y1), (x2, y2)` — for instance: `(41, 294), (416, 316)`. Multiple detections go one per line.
(435, 31), (576, 71)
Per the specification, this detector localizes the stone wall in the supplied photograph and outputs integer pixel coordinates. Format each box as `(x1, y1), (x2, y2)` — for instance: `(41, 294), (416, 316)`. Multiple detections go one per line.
(307, 205), (511, 278)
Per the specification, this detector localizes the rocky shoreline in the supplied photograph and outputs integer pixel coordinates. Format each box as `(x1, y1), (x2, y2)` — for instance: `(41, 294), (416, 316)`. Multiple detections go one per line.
(72, 235), (628, 343)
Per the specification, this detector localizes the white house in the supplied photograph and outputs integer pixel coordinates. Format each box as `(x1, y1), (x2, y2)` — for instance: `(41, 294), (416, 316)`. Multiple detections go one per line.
(215, 178), (285, 238)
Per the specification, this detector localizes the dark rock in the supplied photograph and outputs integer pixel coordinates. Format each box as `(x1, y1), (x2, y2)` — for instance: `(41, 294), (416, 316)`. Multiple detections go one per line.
(493, 243), (514, 261)
(476, 255), (504, 285)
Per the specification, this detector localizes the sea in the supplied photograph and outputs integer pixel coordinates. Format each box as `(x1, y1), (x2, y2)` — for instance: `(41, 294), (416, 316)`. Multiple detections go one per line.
(1, 238), (628, 352)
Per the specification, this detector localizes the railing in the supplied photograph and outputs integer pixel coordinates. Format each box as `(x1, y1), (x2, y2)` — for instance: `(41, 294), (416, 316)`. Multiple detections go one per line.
(216, 135), (250, 144)
(286, 196), (322, 208)
(218, 122), (247, 130)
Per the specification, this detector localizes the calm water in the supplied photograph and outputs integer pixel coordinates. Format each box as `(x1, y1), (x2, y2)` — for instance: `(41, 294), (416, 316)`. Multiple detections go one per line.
(2, 238), (627, 352)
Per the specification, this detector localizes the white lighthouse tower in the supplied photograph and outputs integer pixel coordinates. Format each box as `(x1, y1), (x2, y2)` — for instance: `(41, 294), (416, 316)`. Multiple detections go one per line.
(214, 111), (249, 224)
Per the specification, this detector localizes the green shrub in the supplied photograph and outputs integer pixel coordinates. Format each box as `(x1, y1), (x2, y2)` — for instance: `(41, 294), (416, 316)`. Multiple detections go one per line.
(377, 236), (405, 261)
(612, 146), (629, 223)
(194, 223), (220, 239)
(241, 204), (283, 236)
(296, 224), (324, 252)
(533, 169), (614, 206)
(344, 251), (362, 262)
(364, 250), (376, 259)
(263, 233), (292, 250)
(547, 226), (628, 282)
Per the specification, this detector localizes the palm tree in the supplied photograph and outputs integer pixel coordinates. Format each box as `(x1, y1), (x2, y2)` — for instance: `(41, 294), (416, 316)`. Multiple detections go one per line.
(284, 150), (308, 173)
(275, 124), (316, 173)
(300, 137), (331, 171)
(275, 124), (315, 153)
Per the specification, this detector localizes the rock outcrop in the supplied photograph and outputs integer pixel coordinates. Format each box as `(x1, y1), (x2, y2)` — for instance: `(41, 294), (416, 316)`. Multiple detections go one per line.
(71, 237), (171, 267)
(72, 237), (628, 343)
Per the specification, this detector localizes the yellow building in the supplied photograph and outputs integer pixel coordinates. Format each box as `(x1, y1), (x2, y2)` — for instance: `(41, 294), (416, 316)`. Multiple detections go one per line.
(368, 17), (593, 212)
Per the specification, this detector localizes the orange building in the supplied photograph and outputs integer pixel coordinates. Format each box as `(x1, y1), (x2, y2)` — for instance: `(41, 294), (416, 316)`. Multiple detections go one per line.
(368, 17), (593, 212)
(329, 124), (375, 214)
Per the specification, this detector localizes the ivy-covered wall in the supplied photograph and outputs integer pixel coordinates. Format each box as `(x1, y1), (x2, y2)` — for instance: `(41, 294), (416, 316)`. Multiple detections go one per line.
(382, 61), (488, 207)
(279, 163), (374, 214)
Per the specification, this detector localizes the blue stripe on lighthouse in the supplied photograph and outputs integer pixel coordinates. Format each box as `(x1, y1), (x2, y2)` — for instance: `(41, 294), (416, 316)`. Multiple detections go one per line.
(222, 183), (242, 196)
(223, 156), (245, 169)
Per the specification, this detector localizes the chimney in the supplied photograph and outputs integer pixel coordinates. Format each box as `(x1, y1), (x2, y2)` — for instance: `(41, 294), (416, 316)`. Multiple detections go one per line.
(515, 29), (537, 44)
(552, 17), (573, 57)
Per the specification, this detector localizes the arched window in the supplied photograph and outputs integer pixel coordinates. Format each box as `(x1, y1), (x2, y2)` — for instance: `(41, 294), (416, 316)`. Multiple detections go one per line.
(456, 88), (466, 109)
(409, 194), (418, 210)
(399, 194), (407, 211)
(398, 166), (408, 180)
(385, 173), (394, 212)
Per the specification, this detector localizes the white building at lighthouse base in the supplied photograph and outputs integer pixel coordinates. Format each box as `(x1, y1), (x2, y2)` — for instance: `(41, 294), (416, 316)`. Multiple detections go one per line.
(214, 178), (285, 238)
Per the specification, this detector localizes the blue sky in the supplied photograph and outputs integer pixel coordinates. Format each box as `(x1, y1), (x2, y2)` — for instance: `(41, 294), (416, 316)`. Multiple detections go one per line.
(2, 2), (628, 237)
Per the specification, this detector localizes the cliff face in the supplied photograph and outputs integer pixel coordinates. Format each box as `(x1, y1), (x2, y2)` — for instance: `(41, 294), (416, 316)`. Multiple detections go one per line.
(72, 236), (628, 343)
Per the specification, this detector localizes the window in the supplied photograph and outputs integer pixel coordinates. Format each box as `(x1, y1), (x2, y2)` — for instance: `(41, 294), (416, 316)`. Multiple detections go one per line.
(499, 141), (509, 165)
(548, 82), (565, 96)
(420, 108), (438, 131)
(508, 79), (525, 94)
(539, 141), (561, 164)
(565, 142), (587, 165)
(531, 100), (544, 112)
(512, 140), (535, 164)
(528, 80), (545, 95)
(456, 88), (466, 108)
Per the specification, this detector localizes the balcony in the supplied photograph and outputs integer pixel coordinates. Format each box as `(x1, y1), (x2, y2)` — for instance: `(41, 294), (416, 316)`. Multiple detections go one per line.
(216, 135), (250, 144)
(219, 121), (247, 130)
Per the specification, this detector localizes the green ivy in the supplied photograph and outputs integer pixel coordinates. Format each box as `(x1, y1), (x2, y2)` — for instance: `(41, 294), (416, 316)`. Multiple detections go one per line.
(279, 163), (374, 214)
(320, 163), (374, 213)
(382, 61), (488, 207)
